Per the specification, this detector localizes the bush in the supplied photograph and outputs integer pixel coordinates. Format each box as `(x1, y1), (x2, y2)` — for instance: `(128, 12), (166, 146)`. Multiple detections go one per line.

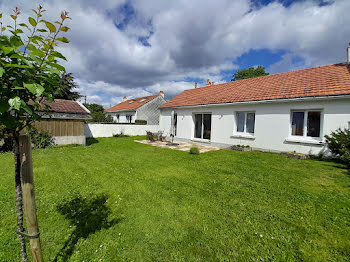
(135, 119), (147, 125)
(27, 127), (55, 149)
(0, 125), (13, 152)
(113, 132), (129, 138)
(189, 146), (200, 155)
(325, 128), (350, 167)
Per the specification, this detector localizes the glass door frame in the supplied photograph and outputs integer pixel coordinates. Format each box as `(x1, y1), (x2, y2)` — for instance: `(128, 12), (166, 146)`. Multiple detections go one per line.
(193, 112), (212, 141)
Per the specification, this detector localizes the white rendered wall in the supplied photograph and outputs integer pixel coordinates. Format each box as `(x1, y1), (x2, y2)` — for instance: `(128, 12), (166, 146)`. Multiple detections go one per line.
(85, 124), (160, 137)
(106, 111), (136, 123)
(159, 98), (350, 155)
(54, 136), (86, 145)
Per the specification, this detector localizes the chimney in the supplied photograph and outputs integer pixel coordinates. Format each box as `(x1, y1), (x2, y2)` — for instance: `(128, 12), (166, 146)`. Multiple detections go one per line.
(194, 82), (198, 88)
(159, 91), (164, 98)
(123, 96), (127, 102)
(206, 79), (211, 86)
(347, 42), (350, 64)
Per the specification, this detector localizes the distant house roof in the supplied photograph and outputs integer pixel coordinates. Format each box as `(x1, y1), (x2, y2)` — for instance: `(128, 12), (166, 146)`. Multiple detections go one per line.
(32, 99), (91, 120)
(40, 99), (90, 114)
(161, 63), (350, 108)
(105, 94), (159, 112)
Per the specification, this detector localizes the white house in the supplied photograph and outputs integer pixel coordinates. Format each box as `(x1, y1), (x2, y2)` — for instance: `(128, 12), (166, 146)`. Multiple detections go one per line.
(159, 63), (350, 155)
(105, 91), (166, 125)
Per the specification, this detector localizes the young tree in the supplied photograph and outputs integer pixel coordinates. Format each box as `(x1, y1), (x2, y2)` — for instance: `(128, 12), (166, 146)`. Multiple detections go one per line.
(231, 65), (269, 81)
(84, 103), (113, 123)
(53, 72), (81, 100)
(0, 6), (71, 261)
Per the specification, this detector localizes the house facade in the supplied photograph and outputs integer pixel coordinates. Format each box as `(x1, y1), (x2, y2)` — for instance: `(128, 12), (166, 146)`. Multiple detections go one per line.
(105, 91), (166, 125)
(160, 63), (350, 155)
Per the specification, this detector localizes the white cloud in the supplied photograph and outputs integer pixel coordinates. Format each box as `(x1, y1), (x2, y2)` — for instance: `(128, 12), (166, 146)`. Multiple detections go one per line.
(0, 0), (349, 107)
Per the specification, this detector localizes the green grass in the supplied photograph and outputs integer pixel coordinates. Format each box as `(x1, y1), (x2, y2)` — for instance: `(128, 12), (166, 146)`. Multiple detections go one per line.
(1, 136), (350, 261)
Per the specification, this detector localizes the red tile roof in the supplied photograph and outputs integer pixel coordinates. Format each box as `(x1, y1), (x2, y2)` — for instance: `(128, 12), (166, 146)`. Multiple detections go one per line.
(34, 99), (89, 114)
(105, 94), (159, 112)
(161, 63), (350, 108)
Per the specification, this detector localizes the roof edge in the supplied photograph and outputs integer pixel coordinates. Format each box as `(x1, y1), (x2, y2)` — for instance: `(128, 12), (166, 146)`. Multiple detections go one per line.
(160, 93), (350, 109)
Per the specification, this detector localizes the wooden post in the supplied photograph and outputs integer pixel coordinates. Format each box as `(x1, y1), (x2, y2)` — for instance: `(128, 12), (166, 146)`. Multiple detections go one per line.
(19, 135), (44, 262)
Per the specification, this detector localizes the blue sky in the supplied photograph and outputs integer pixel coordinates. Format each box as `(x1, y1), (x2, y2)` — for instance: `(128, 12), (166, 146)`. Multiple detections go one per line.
(1, 0), (348, 107)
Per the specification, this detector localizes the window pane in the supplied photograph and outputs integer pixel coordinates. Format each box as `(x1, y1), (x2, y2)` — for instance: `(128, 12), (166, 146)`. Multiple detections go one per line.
(292, 112), (304, 136)
(307, 111), (321, 137)
(236, 112), (245, 132)
(194, 114), (202, 138)
(203, 114), (212, 140)
(246, 113), (255, 134)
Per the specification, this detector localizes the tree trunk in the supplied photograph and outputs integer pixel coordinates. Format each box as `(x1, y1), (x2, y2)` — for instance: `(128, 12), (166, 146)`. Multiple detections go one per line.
(13, 133), (28, 262)
(20, 135), (44, 262)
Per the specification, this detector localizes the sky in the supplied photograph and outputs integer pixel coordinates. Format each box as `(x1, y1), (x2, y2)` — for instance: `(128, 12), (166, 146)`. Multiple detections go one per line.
(0, 0), (349, 108)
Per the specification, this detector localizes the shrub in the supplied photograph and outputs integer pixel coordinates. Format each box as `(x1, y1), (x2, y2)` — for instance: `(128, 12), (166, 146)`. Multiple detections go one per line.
(189, 146), (200, 155)
(27, 127), (55, 149)
(135, 119), (147, 125)
(113, 132), (129, 138)
(325, 128), (350, 166)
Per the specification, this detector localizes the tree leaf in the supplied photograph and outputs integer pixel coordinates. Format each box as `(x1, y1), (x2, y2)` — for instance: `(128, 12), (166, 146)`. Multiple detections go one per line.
(0, 45), (14, 55)
(51, 50), (67, 60)
(23, 83), (45, 96)
(56, 37), (69, 43)
(10, 15), (17, 21)
(8, 97), (21, 110)
(30, 49), (45, 57)
(14, 29), (23, 34)
(4, 64), (30, 68)
(43, 21), (56, 33)
(37, 29), (47, 32)
(0, 14), (2, 19)
(60, 26), (70, 32)
(21, 101), (33, 115)
(0, 100), (10, 114)
(48, 62), (65, 72)
(1, 28), (5, 32)
(0, 67), (4, 77)
(28, 17), (37, 27)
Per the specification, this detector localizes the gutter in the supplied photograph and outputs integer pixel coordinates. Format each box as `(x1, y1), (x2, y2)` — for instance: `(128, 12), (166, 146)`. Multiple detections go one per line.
(105, 109), (137, 113)
(160, 94), (350, 110)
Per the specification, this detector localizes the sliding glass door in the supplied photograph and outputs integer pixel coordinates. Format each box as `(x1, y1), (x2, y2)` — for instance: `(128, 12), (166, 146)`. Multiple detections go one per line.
(194, 113), (211, 140)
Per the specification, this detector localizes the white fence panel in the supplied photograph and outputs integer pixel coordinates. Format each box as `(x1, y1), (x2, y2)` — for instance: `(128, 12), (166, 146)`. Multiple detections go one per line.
(85, 124), (160, 138)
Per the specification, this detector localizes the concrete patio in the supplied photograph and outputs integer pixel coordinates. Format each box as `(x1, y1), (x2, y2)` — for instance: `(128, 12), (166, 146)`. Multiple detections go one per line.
(135, 140), (220, 153)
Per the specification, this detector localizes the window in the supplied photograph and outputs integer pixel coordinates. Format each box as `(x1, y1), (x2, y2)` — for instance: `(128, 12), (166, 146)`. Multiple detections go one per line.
(128, 101), (135, 104)
(126, 115), (132, 123)
(174, 113), (177, 136)
(139, 98), (147, 103)
(116, 114), (120, 122)
(291, 110), (321, 138)
(235, 112), (255, 134)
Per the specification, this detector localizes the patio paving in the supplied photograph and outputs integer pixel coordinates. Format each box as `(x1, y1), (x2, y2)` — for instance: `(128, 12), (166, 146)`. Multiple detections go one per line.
(135, 140), (220, 153)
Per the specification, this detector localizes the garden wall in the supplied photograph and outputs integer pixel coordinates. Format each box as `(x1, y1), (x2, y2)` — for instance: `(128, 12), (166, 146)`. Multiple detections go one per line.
(85, 123), (160, 138)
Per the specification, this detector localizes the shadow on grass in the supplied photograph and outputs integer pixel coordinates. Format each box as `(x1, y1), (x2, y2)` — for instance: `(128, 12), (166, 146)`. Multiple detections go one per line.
(86, 137), (99, 146)
(53, 194), (119, 262)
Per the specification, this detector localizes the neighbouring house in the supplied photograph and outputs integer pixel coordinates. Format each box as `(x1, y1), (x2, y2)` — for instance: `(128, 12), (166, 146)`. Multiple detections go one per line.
(32, 99), (91, 145)
(105, 91), (166, 125)
(160, 63), (350, 155)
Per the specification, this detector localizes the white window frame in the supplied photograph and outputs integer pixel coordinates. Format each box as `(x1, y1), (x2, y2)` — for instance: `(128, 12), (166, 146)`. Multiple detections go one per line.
(289, 109), (323, 141)
(234, 111), (256, 136)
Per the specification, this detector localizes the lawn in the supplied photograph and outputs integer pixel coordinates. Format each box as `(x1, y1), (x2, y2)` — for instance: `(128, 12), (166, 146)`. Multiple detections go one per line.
(0, 137), (350, 261)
